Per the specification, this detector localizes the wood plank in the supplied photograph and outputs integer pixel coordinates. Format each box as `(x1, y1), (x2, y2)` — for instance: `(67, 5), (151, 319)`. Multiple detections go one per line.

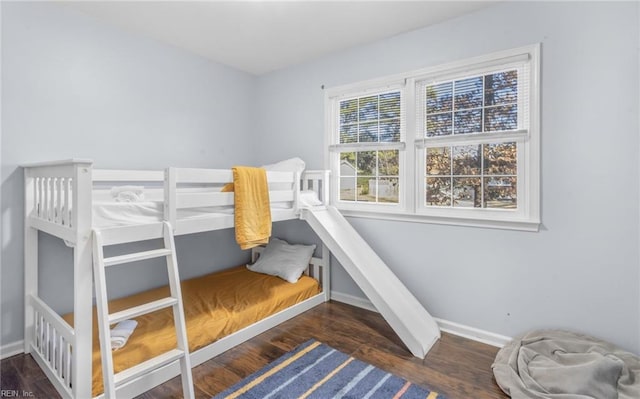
(108, 297), (178, 324)
(176, 190), (294, 209)
(0, 353), (64, 399)
(103, 249), (172, 267)
(29, 296), (74, 343)
(28, 218), (76, 243)
(92, 169), (164, 182)
(174, 168), (232, 183)
(176, 192), (234, 208)
(114, 349), (185, 386)
(4, 302), (507, 399)
(173, 168), (294, 184)
(21, 159), (92, 168)
(97, 223), (165, 246)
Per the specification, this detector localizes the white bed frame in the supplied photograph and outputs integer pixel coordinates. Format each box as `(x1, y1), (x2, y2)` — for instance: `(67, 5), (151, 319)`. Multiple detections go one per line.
(22, 159), (331, 399)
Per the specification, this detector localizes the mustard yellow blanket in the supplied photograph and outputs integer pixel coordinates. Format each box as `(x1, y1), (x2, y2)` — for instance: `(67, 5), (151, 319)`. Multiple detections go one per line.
(63, 266), (320, 397)
(222, 166), (272, 250)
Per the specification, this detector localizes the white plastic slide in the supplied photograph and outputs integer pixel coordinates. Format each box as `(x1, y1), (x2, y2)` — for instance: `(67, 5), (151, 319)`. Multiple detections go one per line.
(301, 205), (441, 358)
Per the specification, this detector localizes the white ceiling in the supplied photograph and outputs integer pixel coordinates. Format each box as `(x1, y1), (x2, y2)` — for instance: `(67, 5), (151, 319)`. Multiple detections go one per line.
(63, 1), (498, 75)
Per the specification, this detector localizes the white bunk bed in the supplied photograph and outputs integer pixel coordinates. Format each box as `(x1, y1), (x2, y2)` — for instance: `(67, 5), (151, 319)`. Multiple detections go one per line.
(23, 159), (331, 399)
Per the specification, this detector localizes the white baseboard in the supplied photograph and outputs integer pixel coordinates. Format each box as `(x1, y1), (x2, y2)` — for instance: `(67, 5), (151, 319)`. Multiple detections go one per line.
(433, 317), (511, 348)
(1, 340), (24, 360)
(330, 291), (511, 348)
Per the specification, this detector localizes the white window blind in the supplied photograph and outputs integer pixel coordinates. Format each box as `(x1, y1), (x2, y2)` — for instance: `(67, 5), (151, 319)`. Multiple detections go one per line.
(416, 59), (530, 211)
(328, 88), (406, 206)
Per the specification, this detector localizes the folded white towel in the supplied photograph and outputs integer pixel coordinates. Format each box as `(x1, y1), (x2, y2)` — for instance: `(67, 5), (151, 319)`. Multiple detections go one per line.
(110, 320), (138, 351)
(115, 191), (145, 202)
(110, 185), (145, 202)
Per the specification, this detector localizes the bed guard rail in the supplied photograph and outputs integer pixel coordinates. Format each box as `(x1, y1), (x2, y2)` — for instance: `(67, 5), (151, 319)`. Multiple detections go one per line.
(165, 167), (330, 228)
(29, 295), (75, 398)
(22, 159), (93, 244)
(301, 170), (330, 205)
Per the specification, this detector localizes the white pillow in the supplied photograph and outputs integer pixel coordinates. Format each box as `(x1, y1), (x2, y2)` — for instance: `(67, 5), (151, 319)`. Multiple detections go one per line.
(247, 238), (316, 283)
(261, 157), (306, 175)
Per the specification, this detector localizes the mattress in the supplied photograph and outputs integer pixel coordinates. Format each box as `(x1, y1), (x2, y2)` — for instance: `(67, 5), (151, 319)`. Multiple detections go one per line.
(92, 201), (294, 229)
(62, 266), (321, 396)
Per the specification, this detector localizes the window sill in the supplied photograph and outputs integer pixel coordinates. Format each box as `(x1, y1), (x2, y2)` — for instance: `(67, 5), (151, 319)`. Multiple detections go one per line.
(337, 208), (540, 232)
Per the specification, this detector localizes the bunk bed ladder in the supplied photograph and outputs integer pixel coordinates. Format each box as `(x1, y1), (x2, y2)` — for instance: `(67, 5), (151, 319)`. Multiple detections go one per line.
(92, 221), (194, 399)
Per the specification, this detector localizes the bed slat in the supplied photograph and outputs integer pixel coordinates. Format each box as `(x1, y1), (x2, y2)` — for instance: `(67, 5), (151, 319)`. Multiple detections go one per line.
(28, 218), (76, 243)
(28, 295), (74, 397)
(103, 249), (172, 267)
(93, 169), (164, 182)
(175, 190), (294, 209)
(98, 223), (165, 246)
(174, 168), (232, 183)
(176, 192), (232, 208)
(109, 297), (178, 324)
(64, 178), (72, 227)
(173, 168), (294, 184)
(55, 179), (62, 224)
(114, 349), (185, 387)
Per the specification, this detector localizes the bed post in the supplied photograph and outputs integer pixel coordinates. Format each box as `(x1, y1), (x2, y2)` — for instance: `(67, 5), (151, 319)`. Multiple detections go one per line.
(165, 167), (177, 229)
(322, 170), (330, 205)
(318, 171), (331, 302)
(293, 171), (301, 215)
(24, 168), (38, 353)
(72, 161), (93, 399)
(322, 244), (331, 302)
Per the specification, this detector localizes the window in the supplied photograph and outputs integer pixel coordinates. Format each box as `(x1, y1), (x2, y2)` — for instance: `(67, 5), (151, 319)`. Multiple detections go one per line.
(325, 44), (540, 231)
(328, 86), (406, 212)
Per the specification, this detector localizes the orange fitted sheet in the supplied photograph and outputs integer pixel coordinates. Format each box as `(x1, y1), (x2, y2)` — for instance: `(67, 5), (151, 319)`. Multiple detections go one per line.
(63, 265), (320, 397)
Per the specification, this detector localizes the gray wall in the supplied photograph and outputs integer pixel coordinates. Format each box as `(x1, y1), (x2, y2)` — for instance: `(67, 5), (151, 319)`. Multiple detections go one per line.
(1, 3), (256, 344)
(2, 1), (640, 356)
(253, 1), (640, 352)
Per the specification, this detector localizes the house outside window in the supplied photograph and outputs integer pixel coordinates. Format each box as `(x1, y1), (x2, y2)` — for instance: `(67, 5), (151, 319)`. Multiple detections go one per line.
(325, 44), (540, 231)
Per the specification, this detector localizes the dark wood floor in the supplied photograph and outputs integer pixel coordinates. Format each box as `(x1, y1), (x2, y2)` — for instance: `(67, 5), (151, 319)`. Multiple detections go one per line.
(1, 301), (508, 399)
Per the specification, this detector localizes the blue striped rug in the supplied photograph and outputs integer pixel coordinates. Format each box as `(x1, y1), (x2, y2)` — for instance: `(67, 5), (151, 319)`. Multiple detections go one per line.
(213, 340), (445, 399)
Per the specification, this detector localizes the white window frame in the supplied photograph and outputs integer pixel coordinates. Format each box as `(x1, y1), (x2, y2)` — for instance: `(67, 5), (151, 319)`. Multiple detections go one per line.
(325, 81), (408, 214)
(324, 44), (540, 231)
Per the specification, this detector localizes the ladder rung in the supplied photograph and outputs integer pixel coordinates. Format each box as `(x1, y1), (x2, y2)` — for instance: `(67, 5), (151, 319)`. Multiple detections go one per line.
(109, 297), (178, 324)
(103, 249), (173, 267)
(114, 349), (185, 387)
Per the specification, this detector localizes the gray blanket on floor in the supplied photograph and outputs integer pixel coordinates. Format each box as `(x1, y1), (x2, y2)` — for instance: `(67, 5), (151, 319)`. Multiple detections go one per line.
(492, 330), (640, 399)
